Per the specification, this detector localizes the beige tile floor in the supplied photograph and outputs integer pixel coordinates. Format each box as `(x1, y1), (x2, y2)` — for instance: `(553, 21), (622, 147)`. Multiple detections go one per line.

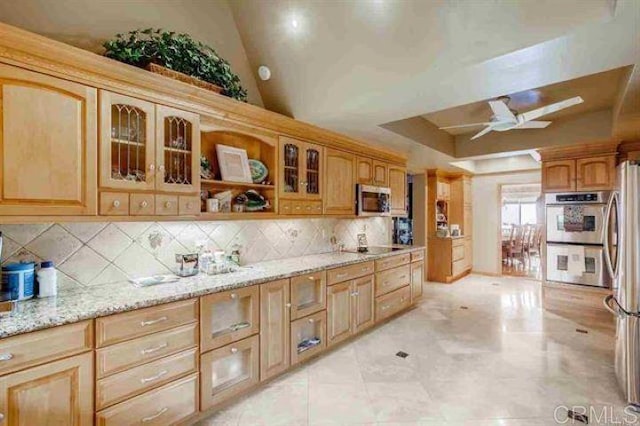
(198, 274), (635, 426)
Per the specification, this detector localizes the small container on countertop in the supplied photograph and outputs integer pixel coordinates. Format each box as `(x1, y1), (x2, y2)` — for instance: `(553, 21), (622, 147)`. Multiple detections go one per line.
(1, 262), (35, 301)
(37, 260), (57, 297)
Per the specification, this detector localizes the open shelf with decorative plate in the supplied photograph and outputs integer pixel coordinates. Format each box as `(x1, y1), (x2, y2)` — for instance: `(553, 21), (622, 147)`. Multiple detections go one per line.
(199, 117), (278, 216)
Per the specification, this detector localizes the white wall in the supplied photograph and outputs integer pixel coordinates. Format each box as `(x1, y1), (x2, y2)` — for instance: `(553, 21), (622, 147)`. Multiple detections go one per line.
(472, 170), (541, 274)
(0, 0), (264, 106)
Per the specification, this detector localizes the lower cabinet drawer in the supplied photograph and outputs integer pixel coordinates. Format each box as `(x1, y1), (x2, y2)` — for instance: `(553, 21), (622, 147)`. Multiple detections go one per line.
(375, 286), (411, 322)
(375, 264), (410, 297)
(452, 245), (465, 262)
(100, 192), (129, 216)
(95, 373), (198, 426)
(179, 195), (200, 215)
(327, 261), (374, 285)
(96, 323), (198, 378)
(452, 258), (468, 277)
(156, 194), (178, 215)
(0, 320), (93, 376)
(129, 193), (154, 216)
(96, 347), (198, 410)
(291, 311), (327, 366)
(200, 334), (260, 411)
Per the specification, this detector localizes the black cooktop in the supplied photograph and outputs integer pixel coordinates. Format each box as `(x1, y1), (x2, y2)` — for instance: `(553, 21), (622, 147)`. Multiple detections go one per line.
(344, 246), (407, 255)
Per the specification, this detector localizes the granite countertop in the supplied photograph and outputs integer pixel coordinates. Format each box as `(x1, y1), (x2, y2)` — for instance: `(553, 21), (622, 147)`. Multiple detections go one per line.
(0, 245), (424, 339)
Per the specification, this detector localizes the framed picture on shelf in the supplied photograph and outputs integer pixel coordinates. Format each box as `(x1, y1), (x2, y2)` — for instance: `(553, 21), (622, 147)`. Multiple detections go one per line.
(215, 144), (252, 183)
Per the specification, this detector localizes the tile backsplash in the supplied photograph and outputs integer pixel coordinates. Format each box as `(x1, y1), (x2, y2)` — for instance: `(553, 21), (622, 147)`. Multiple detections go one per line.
(0, 218), (391, 292)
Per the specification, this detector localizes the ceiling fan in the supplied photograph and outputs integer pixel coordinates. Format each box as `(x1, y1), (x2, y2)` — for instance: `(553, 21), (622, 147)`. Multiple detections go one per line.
(439, 95), (584, 140)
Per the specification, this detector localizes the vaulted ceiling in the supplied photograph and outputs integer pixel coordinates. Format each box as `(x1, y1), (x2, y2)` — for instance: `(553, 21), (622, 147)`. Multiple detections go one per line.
(230, 0), (640, 172)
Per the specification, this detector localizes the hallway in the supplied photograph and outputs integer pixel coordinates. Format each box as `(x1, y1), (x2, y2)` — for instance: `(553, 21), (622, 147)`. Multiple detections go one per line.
(200, 275), (630, 425)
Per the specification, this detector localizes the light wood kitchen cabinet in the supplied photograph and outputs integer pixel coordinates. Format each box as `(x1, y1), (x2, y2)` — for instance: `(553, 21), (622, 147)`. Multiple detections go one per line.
(200, 335), (259, 411)
(100, 90), (156, 191)
(352, 275), (375, 334)
(0, 352), (93, 425)
(357, 157), (374, 185)
(327, 274), (376, 346)
(155, 104), (200, 194)
(388, 165), (407, 216)
(97, 373), (198, 426)
(411, 260), (424, 302)
(260, 279), (290, 381)
(279, 136), (323, 201)
(436, 181), (451, 201)
(200, 286), (259, 353)
(0, 63), (97, 216)
(327, 281), (353, 346)
(375, 286), (411, 322)
(291, 310), (327, 365)
(324, 148), (356, 214)
(375, 265), (411, 297)
(542, 159), (576, 192)
(428, 237), (471, 283)
(576, 155), (616, 191)
(290, 271), (326, 320)
(372, 160), (388, 186)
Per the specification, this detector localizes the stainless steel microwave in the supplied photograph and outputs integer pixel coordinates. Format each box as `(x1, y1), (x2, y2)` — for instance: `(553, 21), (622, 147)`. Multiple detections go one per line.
(357, 185), (391, 216)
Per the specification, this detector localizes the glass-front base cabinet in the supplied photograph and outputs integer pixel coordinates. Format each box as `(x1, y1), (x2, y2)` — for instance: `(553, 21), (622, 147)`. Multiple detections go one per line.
(291, 311), (326, 365)
(200, 335), (259, 411)
(200, 286), (260, 353)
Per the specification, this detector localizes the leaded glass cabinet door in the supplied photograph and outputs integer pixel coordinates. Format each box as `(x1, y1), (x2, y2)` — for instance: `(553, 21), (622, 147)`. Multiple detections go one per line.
(303, 143), (323, 200)
(279, 136), (304, 199)
(156, 105), (200, 194)
(99, 91), (155, 190)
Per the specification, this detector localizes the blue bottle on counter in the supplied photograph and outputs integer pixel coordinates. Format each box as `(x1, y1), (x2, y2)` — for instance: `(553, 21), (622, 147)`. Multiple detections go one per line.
(1, 262), (35, 301)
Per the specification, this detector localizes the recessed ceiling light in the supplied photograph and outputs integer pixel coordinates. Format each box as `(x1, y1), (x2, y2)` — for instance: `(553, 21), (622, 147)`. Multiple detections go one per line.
(291, 18), (299, 29)
(258, 65), (271, 81)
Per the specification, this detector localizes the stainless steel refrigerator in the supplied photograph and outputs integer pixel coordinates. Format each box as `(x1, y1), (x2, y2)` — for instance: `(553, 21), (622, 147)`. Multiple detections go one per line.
(604, 160), (640, 410)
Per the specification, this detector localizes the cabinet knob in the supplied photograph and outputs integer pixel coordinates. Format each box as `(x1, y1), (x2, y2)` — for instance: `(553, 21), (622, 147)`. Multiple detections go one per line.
(308, 318), (315, 323)
(149, 164), (155, 172)
(285, 303), (292, 308)
(140, 200), (148, 208)
(164, 201), (171, 208)
(112, 200), (120, 208)
(307, 276), (315, 281)
(230, 347), (238, 354)
(158, 165), (165, 173)
(230, 293), (237, 299)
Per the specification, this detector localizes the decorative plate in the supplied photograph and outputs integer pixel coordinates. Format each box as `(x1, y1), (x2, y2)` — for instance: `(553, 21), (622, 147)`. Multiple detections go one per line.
(248, 159), (268, 183)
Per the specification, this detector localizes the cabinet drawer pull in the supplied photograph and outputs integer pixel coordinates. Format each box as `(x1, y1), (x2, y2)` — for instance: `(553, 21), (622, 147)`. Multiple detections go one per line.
(381, 305), (389, 311)
(308, 318), (315, 323)
(140, 200), (148, 208)
(0, 353), (13, 361)
(140, 369), (168, 384)
(140, 342), (168, 355)
(142, 407), (168, 423)
(140, 316), (168, 327)
(308, 276), (315, 280)
(399, 275), (407, 280)
(112, 200), (120, 208)
(336, 273), (348, 279)
(286, 303), (292, 308)
(362, 267), (370, 272)
(230, 293), (237, 299)
(149, 164), (155, 172)
(230, 347), (238, 354)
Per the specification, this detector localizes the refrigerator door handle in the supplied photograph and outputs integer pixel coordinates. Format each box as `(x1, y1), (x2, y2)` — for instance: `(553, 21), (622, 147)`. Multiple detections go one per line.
(603, 295), (623, 318)
(603, 191), (619, 280)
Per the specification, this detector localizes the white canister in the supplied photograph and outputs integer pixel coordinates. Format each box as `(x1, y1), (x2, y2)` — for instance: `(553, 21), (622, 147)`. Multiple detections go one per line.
(37, 261), (57, 297)
(206, 198), (219, 213)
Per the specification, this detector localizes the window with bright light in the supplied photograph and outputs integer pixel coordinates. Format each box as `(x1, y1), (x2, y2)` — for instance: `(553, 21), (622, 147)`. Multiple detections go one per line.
(502, 202), (537, 226)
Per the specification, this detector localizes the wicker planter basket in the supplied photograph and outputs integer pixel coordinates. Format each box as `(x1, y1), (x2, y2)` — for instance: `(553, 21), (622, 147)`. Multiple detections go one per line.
(146, 63), (223, 94)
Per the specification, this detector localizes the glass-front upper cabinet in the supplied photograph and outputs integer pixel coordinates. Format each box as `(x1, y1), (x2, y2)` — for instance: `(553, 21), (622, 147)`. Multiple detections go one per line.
(156, 105), (200, 193)
(279, 136), (323, 200)
(100, 91), (156, 190)
(304, 143), (323, 200)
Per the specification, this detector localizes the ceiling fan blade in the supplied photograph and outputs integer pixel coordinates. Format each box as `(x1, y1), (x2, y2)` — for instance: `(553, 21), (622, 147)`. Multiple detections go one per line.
(514, 120), (552, 129)
(519, 96), (584, 122)
(470, 126), (493, 140)
(489, 100), (516, 121)
(439, 122), (494, 130)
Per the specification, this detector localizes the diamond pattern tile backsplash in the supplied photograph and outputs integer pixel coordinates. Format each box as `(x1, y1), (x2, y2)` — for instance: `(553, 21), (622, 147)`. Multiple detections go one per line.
(0, 218), (391, 292)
